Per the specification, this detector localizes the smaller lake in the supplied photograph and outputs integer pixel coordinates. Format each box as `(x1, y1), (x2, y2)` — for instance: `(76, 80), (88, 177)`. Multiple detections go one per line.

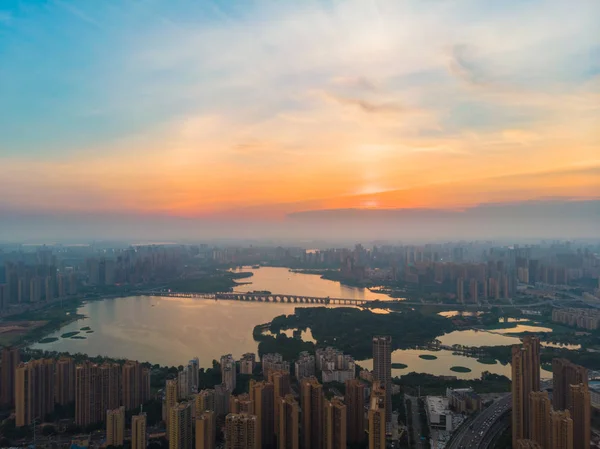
(358, 349), (553, 380)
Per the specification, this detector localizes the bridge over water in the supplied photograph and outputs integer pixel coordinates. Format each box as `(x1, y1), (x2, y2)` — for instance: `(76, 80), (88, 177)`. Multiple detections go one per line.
(140, 291), (369, 306)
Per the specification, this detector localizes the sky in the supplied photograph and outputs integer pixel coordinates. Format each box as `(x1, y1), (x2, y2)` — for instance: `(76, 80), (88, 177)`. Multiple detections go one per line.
(0, 0), (599, 240)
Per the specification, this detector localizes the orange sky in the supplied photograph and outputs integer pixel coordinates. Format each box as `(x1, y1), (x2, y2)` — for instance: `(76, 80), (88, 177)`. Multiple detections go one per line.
(0, 0), (598, 219)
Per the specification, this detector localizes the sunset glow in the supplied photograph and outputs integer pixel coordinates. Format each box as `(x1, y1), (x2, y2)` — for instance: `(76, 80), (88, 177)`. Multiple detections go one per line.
(0, 0), (598, 220)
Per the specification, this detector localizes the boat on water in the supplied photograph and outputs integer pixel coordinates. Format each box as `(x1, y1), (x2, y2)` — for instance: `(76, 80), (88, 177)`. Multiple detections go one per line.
(252, 265), (261, 269)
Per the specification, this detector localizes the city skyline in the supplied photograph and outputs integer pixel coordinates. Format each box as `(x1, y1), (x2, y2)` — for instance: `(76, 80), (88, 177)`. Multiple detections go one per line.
(0, 0), (599, 241)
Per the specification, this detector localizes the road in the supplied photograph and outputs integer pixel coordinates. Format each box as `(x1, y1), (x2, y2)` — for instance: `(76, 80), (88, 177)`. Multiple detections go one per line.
(406, 395), (425, 449)
(446, 394), (511, 449)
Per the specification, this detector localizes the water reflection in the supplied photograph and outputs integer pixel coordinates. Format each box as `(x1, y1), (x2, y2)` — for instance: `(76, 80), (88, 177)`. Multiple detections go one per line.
(358, 349), (552, 380)
(232, 267), (394, 301)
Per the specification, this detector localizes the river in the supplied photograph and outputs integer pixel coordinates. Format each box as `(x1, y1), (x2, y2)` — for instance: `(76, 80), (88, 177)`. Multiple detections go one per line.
(31, 267), (556, 379)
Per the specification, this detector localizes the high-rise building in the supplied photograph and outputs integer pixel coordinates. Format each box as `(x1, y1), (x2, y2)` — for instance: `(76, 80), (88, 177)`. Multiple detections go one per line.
(1, 346), (20, 407)
(225, 413), (259, 449)
(456, 278), (464, 303)
(529, 391), (551, 449)
(189, 358), (200, 394)
(262, 353), (290, 377)
(345, 379), (365, 444)
(300, 377), (323, 449)
(569, 384), (590, 449)
(131, 412), (147, 449)
(165, 379), (179, 437)
(196, 389), (216, 416)
(169, 402), (193, 449)
(324, 397), (347, 449)
(99, 363), (121, 414)
(516, 440), (542, 449)
(249, 380), (275, 449)
(368, 382), (386, 449)
(269, 370), (290, 437)
(215, 384), (232, 417)
(221, 355), (237, 392)
(469, 278), (478, 303)
(512, 336), (540, 447)
(294, 352), (315, 380)
(179, 369), (191, 399)
(551, 409), (573, 449)
(76, 362), (100, 427)
(230, 394), (254, 415)
(55, 357), (75, 405)
(15, 359), (55, 427)
(196, 410), (216, 449)
(122, 361), (150, 411)
(239, 353), (256, 375)
(552, 359), (588, 411)
(106, 406), (125, 447)
(278, 395), (299, 449)
(372, 336), (392, 425)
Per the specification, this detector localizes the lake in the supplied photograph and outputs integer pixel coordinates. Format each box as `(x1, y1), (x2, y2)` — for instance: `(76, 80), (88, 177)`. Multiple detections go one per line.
(30, 267), (559, 379)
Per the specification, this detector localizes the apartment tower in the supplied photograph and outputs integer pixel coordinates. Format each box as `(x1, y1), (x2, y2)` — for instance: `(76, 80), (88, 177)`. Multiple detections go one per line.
(225, 413), (259, 449)
(552, 359), (588, 411)
(569, 384), (590, 449)
(529, 391), (551, 449)
(169, 402), (193, 449)
(511, 336), (540, 447)
(55, 357), (75, 405)
(368, 382), (386, 449)
(550, 410), (573, 449)
(345, 379), (365, 444)
(278, 394), (299, 449)
(15, 359), (55, 427)
(1, 347), (20, 407)
(372, 336), (392, 425)
(300, 377), (324, 449)
(249, 380), (275, 449)
(106, 406), (125, 447)
(131, 412), (147, 449)
(324, 397), (347, 449)
(196, 410), (216, 449)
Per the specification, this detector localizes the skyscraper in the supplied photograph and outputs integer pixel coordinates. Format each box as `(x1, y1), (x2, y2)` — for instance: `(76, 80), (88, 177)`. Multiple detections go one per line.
(249, 380), (275, 449)
(552, 359), (588, 411)
(278, 394), (299, 449)
(568, 384), (590, 449)
(196, 389), (216, 416)
(368, 382), (386, 449)
(196, 410), (216, 449)
(294, 352), (316, 380)
(529, 391), (551, 449)
(551, 409), (573, 449)
(169, 402), (193, 449)
(512, 336), (540, 447)
(345, 379), (365, 444)
(99, 363), (121, 415)
(1, 346), (20, 407)
(239, 353), (256, 375)
(456, 278), (464, 303)
(165, 379), (179, 437)
(300, 377), (323, 449)
(324, 397), (347, 449)
(15, 359), (55, 427)
(122, 361), (150, 411)
(131, 412), (147, 449)
(221, 354), (237, 392)
(55, 357), (75, 405)
(225, 413), (259, 449)
(372, 336), (392, 425)
(76, 362), (100, 427)
(269, 370), (290, 437)
(106, 407), (125, 447)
